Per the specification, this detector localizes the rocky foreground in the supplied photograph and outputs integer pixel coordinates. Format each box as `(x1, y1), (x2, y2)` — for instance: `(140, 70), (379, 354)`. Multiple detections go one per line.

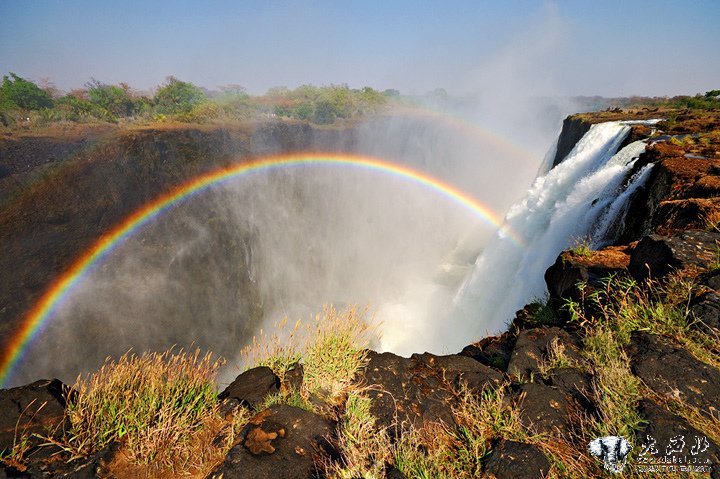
(2, 109), (720, 478)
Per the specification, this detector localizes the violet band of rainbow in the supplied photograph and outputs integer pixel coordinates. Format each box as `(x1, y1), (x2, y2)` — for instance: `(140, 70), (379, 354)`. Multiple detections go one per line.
(0, 153), (523, 387)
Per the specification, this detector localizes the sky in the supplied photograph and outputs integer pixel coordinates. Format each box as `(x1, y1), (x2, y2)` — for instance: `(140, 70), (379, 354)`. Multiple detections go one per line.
(0, 0), (718, 98)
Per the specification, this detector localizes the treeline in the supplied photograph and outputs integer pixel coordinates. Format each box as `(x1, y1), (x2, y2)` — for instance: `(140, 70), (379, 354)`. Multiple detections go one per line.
(576, 91), (720, 112)
(0, 73), (396, 127)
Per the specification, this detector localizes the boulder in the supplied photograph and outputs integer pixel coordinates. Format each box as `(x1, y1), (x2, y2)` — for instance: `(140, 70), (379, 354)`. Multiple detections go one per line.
(689, 291), (720, 335)
(218, 366), (280, 409)
(628, 332), (720, 419)
(516, 382), (574, 435)
(208, 405), (333, 479)
(459, 332), (515, 371)
(506, 327), (582, 381)
(629, 231), (720, 280)
(359, 351), (503, 431)
(637, 399), (720, 479)
(0, 379), (68, 455)
(545, 248), (630, 305)
(484, 439), (550, 479)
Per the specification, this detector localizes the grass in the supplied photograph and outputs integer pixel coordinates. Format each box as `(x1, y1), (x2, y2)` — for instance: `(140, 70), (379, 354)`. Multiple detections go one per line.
(569, 236), (593, 258)
(241, 305), (376, 406)
(59, 348), (230, 476)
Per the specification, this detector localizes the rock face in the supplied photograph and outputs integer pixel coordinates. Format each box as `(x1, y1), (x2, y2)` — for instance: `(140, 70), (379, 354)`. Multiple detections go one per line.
(552, 116), (593, 167)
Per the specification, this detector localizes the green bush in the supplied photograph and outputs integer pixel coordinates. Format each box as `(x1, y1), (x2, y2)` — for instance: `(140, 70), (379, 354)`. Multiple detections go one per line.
(0, 73), (54, 111)
(154, 77), (206, 115)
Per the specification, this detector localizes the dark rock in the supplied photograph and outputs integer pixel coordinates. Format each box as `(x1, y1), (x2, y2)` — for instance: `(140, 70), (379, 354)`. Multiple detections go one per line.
(218, 366), (280, 409)
(506, 327), (582, 381)
(689, 291), (720, 335)
(655, 198), (720, 234)
(705, 271), (720, 291)
(0, 379), (69, 454)
(208, 405), (332, 479)
(628, 332), (720, 419)
(637, 399), (720, 479)
(459, 332), (514, 371)
(629, 231), (720, 280)
(385, 466), (408, 479)
(545, 249), (630, 305)
(283, 363), (304, 393)
(484, 439), (550, 479)
(552, 117), (592, 167)
(359, 351), (502, 431)
(516, 382), (573, 435)
(550, 367), (594, 410)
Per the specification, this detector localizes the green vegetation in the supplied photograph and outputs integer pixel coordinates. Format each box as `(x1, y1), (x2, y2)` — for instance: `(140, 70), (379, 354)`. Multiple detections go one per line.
(58, 349), (236, 476)
(0, 72), (394, 128)
(569, 236), (593, 258)
(241, 305), (374, 406)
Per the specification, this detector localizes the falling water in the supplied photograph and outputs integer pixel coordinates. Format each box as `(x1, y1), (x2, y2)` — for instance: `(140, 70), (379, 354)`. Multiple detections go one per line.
(449, 120), (658, 343)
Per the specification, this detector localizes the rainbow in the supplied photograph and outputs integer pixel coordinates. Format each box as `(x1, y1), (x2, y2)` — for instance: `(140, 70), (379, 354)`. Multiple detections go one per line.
(0, 153), (522, 387)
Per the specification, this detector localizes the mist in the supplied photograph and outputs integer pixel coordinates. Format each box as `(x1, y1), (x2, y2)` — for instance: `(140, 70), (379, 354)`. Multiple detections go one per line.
(7, 7), (598, 387)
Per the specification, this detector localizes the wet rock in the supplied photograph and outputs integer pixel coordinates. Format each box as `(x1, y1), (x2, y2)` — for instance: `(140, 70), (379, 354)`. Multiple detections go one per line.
(208, 405), (332, 479)
(359, 351), (502, 431)
(516, 382), (573, 435)
(484, 439), (550, 479)
(506, 327), (582, 381)
(218, 366), (280, 409)
(628, 332), (720, 419)
(629, 231), (720, 280)
(0, 379), (69, 454)
(552, 117), (592, 167)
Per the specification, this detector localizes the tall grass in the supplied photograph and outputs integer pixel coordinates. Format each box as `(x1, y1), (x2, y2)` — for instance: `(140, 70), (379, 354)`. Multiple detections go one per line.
(62, 349), (224, 472)
(241, 305), (376, 405)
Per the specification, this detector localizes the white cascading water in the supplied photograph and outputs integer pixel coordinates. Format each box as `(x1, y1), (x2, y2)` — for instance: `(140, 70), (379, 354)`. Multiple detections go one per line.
(451, 120), (658, 340)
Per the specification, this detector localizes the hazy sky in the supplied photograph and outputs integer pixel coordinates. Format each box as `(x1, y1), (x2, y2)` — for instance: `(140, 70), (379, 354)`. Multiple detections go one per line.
(1, 0), (718, 97)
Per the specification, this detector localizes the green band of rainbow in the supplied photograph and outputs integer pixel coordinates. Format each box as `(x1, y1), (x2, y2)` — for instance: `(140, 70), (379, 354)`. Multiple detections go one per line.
(0, 153), (522, 387)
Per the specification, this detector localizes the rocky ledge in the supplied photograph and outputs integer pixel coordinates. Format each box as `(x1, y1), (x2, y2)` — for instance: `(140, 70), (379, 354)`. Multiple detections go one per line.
(3, 109), (720, 478)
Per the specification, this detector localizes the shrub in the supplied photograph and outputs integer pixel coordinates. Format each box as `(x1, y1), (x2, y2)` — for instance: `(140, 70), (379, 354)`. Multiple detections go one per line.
(153, 77), (206, 115)
(0, 73), (54, 111)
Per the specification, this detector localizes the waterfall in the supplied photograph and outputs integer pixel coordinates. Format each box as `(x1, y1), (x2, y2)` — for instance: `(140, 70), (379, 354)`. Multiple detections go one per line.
(450, 120), (657, 341)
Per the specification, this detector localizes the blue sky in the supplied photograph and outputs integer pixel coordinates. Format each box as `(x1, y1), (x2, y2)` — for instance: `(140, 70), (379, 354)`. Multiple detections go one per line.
(1, 1), (718, 97)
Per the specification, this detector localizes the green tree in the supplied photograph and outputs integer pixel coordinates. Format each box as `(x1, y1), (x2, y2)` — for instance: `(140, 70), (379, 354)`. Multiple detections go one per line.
(0, 73), (54, 110)
(154, 77), (206, 115)
(87, 79), (134, 118)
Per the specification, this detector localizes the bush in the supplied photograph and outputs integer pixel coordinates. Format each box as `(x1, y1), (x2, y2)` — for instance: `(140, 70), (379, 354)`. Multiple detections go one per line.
(154, 77), (206, 115)
(0, 73), (54, 111)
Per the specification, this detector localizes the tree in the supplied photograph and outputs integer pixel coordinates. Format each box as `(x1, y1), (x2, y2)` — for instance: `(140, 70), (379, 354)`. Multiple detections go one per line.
(153, 77), (206, 115)
(0, 73), (54, 110)
(87, 79), (134, 118)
